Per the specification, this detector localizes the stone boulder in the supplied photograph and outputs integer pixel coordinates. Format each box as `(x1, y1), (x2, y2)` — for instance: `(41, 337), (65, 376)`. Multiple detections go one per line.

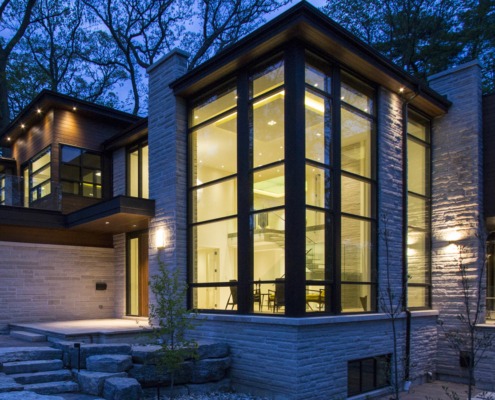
(103, 377), (142, 400)
(191, 357), (231, 383)
(86, 355), (133, 373)
(68, 344), (131, 369)
(74, 369), (127, 396)
(197, 343), (229, 360)
(128, 361), (193, 386)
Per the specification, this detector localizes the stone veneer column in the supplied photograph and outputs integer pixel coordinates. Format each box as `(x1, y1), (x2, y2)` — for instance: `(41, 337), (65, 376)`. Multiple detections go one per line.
(147, 49), (189, 312)
(428, 61), (484, 380)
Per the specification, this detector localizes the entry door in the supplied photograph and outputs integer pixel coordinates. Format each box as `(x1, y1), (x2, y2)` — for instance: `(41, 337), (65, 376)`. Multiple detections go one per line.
(127, 232), (149, 316)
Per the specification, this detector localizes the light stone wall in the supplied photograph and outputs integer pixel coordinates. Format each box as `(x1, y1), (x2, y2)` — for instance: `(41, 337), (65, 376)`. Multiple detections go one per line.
(113, 233), (126, 318)
(428, 61), (489, 382)
(0, 241), (115, 332)
(147, 50), (189, 311)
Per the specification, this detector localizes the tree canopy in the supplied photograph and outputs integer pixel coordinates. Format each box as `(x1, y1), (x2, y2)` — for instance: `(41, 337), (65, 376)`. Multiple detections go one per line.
(0, 0), (493, 129)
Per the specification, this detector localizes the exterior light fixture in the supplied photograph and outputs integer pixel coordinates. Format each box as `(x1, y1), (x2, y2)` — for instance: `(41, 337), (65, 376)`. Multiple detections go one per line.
(6, 137), (11, 142)
(399, 87), (405, 93)
(73, 106), (77, 111)
(21, 124), (25, 129)
(105, 221), (110, 225)
(155, 227), (168, 250)
(36, 108), (41, 114)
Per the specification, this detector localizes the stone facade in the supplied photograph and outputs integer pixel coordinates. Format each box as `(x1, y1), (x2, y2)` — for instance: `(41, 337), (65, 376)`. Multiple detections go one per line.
(0, 241), (115, 332)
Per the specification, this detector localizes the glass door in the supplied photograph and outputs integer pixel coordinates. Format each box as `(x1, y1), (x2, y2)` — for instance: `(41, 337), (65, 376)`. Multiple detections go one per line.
(127, 231), (149, 316)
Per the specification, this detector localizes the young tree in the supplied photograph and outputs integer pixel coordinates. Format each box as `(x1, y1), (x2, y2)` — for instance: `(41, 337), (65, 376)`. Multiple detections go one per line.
(148, 256), (198, 396)
(0, 0), (37, 129)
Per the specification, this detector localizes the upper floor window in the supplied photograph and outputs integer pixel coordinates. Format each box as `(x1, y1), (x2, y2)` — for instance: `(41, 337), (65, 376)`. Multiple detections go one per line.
(60, 145), (102, 198)
(127, 141), (149, 198)
(23, 147), (51, 206)
(406, 110), (431, 308)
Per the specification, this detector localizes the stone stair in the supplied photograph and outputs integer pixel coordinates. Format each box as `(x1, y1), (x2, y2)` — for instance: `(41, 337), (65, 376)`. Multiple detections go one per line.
(0, 347), (79, 395)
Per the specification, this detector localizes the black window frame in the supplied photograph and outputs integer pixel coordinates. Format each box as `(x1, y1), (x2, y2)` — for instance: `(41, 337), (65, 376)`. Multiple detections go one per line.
(348, 354), (391, 396)
(187, 44), (377, 317)
(127, 139), (149, 199)
(22, 146), (52, 205)
(60, 144), (102, 199)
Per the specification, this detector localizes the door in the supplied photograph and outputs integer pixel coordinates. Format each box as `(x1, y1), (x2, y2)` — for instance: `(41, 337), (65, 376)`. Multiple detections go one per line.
(127, 231), (149, 316)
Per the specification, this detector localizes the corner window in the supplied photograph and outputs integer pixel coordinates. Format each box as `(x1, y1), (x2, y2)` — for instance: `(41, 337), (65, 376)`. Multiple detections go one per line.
(348, 355), (390, 396)
(128, 141), (149, 198)
(406, 111), (431, 308)
(23, 147), (51, 206)
(61, 145), (102, 198)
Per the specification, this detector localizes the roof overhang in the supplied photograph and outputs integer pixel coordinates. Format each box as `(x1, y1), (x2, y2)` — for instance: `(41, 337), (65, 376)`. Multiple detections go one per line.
(104, 118), (148, 152)
(0, 157), (16, 173)
(172, 2), (450, 117)
(65, 195), (155, 234)
(0, 90), (141, 147)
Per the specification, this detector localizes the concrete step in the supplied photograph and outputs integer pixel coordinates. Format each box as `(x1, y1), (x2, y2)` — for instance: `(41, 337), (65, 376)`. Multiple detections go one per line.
(0, 348), (62, 364)
(23, 380), (79, 395)
(10, 369), (72, 385)
(9, 331), (47, 343)
(0, 373), (23, 393)
(2, 360), (64, 375)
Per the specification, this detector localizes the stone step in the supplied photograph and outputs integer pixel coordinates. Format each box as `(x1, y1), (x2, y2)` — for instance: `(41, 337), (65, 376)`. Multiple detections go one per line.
(0, 348), (62, 364)
(0, 391), (67, 399)
(2, 360), (64, 375)
(9, 331), (47, 343)
(0, 373), (23, 393)
(10, 369), (72, 385)
(23, 380), (79, 395)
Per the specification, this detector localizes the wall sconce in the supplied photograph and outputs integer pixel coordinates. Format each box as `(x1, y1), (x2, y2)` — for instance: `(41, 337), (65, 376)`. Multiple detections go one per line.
(155, 227), (168, 250)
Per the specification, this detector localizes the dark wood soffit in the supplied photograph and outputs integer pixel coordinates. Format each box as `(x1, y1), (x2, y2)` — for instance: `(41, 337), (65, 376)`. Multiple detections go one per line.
(104, 118), (148, 152)
(0, 225), (113, 247)
(0, 157), (16, 173)
(65, 196), (155, 234)
(0, 207), (65, 229)
(172, 6), (450, 117)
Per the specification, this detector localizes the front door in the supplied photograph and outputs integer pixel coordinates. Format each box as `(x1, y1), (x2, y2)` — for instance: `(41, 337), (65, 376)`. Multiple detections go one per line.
(127, 231), (149, 316)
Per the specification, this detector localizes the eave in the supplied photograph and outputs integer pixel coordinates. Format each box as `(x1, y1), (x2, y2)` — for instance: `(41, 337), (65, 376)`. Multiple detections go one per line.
(0, 90), (141, 147)
(104, 117), (148, 152)
(171, 2), (450, 117)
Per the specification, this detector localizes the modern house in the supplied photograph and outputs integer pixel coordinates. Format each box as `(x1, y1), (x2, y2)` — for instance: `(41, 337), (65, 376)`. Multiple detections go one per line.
(1, 2), (494, 399)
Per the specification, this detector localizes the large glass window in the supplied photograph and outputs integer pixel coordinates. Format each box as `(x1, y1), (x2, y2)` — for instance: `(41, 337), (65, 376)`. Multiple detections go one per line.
(190, 83), (238, 310)
(128, 141), (149, 198)
(407, 111), (431, 308)
(61, 145), (102, 198)
(23, 147), (51, 206)
(348, 355), (390, 396)
(0, 174), (5, 205)
(188, 52), (376, 316)
(340, 72), (376, 313)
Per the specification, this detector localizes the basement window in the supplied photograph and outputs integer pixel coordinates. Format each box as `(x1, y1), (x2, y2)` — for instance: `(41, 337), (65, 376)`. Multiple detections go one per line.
(348, 354), (390, 396)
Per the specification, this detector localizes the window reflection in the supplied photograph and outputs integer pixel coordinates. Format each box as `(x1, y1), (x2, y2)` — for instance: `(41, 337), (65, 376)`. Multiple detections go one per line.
(191, 85), (237, 127)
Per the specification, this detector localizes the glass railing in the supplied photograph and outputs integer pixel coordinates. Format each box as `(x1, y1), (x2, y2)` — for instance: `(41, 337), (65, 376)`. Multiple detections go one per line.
(0, 175), (61, 211)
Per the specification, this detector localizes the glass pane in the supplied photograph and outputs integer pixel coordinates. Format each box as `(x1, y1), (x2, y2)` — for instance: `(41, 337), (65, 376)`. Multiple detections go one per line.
(341, 108), (372, 178)
(253, 165), (284, 210)
(408, 117), (428, 142)
(253, 91), (284, 167)
(61, 146), (81, 164)
(129, 149), (139, 197)
(192, 86), (237, 127)
(192, 218), (238, 284)
(306, 210), (326, 280)
(341, 74), (373, 114)
(341, 217), (371, 282)
(40, 180), (51, 198)
(251, 61), (284, 98)
(408, 229), (428, 284)
(82, 183), (96, 197)
(61, 165), (79, 181)
(306, 90), (331, 164)
(62, 181), (79, 195)
(306, 285), (326, 312)
(128, 238), (139, 315)
(306, 164), (328, 208)
(192, 178), (237, 223)
(305, 63), (330, 92)
(408, 286), (428, 308)
(376, 356), (390, 388)
(341, 175), (372, 217)
(32, 165), (50, 187)
(83, 169), (100, 184)
(32, 150), (50, 173)
(348, 361), (361, 396)
(342, 284), (371, 312)
(361, 358), (375, 392)
(142, 145), (149, 198)
(193, 286), (235, 310)
(253, 210), (285, 281)
(408, 139), (429, 196)
(82, 152), (101, 169)
(408, 195), (427, 229)
(23, 168), (29, 207)
(191, 113), (237, 185)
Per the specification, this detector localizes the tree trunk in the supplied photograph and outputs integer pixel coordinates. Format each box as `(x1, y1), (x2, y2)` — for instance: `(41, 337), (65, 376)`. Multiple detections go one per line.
(0, 55), (10, 131)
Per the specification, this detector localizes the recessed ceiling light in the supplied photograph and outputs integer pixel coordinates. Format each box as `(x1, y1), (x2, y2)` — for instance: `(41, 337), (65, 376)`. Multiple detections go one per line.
(399, 87), (405, 93)
(36, 108), (41, 114)
(21, 124), (25, 129)
(105, 221), (110, 225)
(341, 96), (345, 100)
(267, 120), (277, 126)
(7, 137), (11, 141)
(72, 106), (77, 111)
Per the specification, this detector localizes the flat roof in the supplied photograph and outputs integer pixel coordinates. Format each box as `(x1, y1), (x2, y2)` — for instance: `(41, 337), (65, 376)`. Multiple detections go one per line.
(172, 1), (450, 117)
